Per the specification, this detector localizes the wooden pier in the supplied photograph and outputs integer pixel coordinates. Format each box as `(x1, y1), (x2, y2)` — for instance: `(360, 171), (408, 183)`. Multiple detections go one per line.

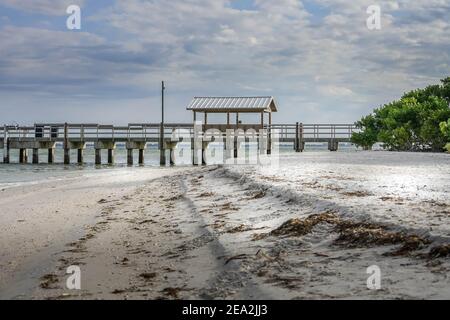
(0, 123), (356, 165)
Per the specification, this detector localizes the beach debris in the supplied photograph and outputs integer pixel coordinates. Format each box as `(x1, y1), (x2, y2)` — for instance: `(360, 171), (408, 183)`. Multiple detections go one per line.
(196, 192), (215, 198)
(226, 225), (253, 234)
(39, 274), (59, 289)
(139, 272), (157, 280)
(111, 289), (126, 294)
(247, 190), (266, 200)
(220, 202), (239, 211)
(254, 212), (337, 240)
(224, 254), (248, 265)
(254, 213), (431, 257)
(388, 236), (430, 256)
(342, 190), (372, 197)
(164, 194), (183, 202)
(334, 221), (429, 252)
(97, 198), (108, 204)
(428, 244), (450, 259)
(162, 287), (183, 299)
(265, 275), (303, 289)
(138, 219), (156, 225)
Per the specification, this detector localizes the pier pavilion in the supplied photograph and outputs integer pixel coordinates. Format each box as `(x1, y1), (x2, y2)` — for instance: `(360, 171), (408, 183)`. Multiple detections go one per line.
(186, 96), (278, 131)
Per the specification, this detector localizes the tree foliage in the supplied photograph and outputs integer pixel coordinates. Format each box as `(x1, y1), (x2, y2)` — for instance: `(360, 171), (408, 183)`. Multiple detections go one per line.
(351, 77), (450, 152)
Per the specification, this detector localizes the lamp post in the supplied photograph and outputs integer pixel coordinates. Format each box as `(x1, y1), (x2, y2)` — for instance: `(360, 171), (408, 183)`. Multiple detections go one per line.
(160, 81), (166, 165)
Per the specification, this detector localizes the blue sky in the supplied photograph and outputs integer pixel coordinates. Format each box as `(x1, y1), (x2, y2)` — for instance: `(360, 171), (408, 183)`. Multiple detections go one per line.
(0, 0), (449, 124)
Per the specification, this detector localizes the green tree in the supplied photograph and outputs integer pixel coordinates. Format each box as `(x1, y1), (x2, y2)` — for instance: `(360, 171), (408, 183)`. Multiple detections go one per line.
(351, 114), (378, 150)
(352, 77), (450, 152)
(440, 119), (450, 152)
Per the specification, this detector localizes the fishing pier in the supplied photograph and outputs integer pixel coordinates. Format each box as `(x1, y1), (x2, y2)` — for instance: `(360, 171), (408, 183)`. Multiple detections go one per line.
(1, 97), (357, 165)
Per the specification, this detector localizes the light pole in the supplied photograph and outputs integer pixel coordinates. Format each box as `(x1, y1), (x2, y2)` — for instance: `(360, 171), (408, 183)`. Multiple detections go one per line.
(160, 81), (166, 165)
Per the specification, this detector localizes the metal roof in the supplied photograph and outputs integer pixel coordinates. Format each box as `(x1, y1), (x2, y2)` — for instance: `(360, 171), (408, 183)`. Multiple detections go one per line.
(186, 96), (278, 112)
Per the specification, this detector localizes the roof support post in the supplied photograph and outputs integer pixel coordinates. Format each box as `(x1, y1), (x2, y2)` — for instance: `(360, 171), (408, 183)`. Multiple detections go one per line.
(268, 112), (272, 155)
(260, 112), (264, 129)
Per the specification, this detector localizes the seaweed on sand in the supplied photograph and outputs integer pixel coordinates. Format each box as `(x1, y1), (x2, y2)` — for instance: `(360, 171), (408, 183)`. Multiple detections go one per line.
(254, 212), (431, 257)
(39, 274), (59, 289)
(253, 212), (337, 240)
(428, 244), (450, 259)
(335, 222), (429, 253)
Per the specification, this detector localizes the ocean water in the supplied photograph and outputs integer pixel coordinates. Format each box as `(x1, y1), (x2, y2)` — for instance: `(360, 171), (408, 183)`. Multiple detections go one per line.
(0, 142), (359, 188)
(1, 142), (444, 191)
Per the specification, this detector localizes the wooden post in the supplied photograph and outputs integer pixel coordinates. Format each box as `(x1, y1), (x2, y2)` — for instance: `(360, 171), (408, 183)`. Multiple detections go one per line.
(95, 149), (102, 165)
(108, 149), (114, 165)
(77, 149), (83, 164)
(159, 124), (165, 166)
(267, 112), (272, 154)
(300, 123), (304, 152)
(227, 113), (230, 126)
(19, 149), (27, 164)
(32, 148), (39, 164)
(236, 113), (239, 125)
(138, 149), (144, 165)
(295, 122), (299, 152)
(64, 123), (70, 165)
(204, 112), (208, 126)
(3, 125), (9, 164)
(48, 148), (55, 164)
(64, 149), (70, 165)
(169, 147), (175, 166)
(127, 149), (133, 165)
(193, 111), (197, 122)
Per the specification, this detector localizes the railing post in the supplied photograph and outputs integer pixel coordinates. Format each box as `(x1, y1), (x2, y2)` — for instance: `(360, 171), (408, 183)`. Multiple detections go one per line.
(295, 122), (299, 152)
(300, 123), (304, 152)
(64, 122), (70, 165)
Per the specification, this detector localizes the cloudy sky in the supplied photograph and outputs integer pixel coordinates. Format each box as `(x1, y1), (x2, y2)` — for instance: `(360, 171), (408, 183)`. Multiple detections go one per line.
(0, 0), (449, 124)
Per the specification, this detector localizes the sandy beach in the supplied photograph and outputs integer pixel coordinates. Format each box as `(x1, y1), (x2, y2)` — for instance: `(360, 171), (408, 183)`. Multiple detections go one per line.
(0, 152), (449, 300)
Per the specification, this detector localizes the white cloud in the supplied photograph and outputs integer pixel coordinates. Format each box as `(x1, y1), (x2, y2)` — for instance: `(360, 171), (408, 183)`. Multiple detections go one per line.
(0, 0), (449, 123)
(0, 0), (84, 15)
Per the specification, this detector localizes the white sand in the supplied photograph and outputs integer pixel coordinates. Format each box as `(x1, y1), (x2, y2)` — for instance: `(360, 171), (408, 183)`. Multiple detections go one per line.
(0, 152), (449, 300)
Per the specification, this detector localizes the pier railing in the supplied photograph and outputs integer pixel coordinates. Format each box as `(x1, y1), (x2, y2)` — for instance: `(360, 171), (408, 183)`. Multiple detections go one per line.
(1, 123), (356, 143)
